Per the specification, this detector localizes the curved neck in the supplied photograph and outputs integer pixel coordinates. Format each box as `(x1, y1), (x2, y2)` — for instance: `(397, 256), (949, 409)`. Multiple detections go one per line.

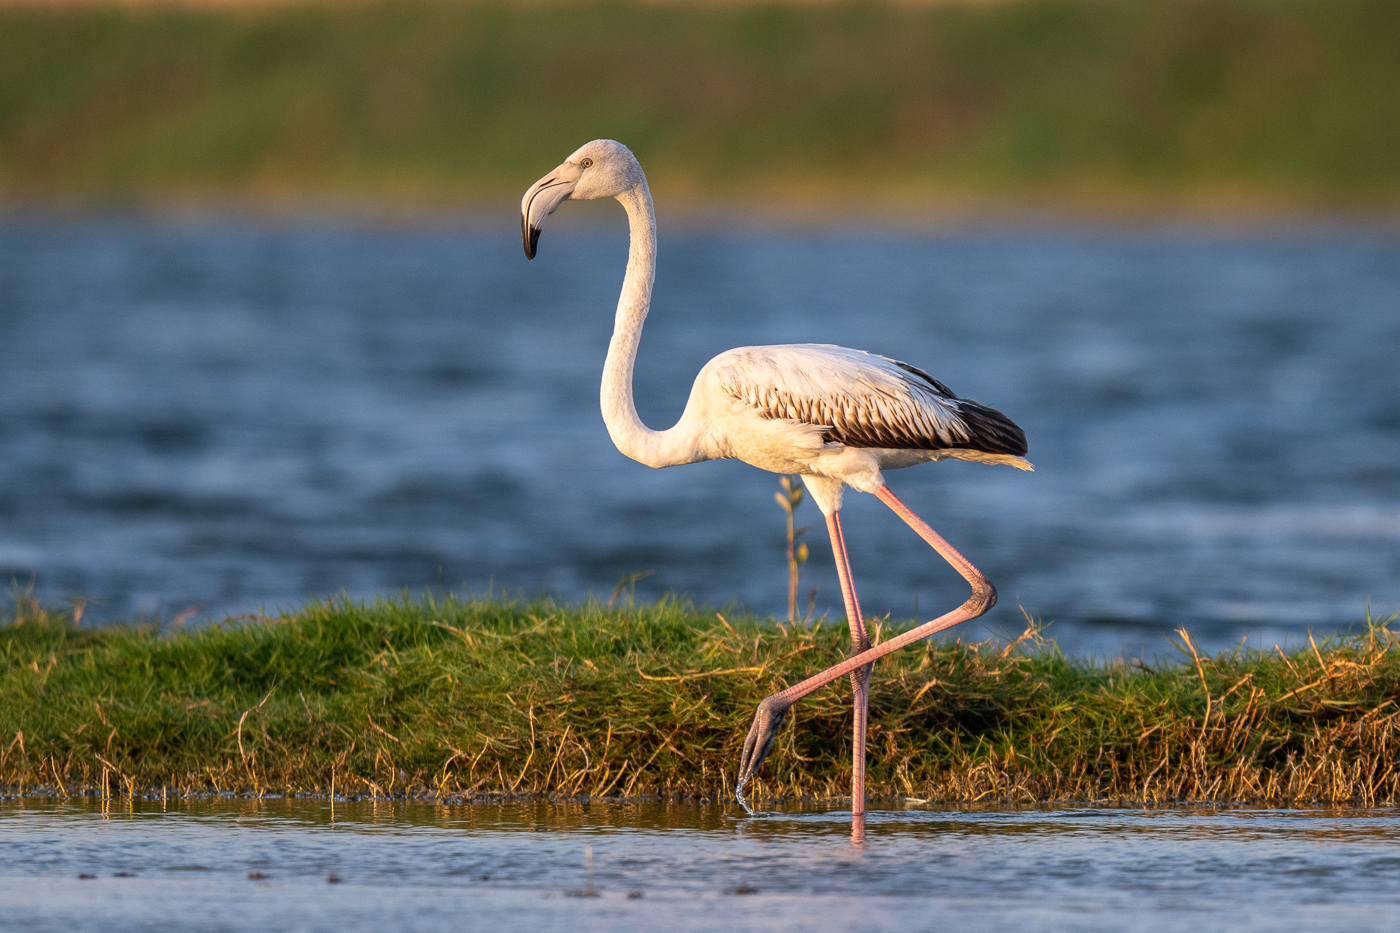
(600, 183), (701, 468)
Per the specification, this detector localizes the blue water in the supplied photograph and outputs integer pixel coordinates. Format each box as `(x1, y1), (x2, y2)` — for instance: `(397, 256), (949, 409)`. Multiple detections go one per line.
(4, 799), (1400, 932)
(1, 217), (1398, 657)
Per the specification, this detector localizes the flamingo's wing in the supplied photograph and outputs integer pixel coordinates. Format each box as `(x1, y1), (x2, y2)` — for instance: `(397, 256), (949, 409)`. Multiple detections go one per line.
(706, 344), (1027, 456)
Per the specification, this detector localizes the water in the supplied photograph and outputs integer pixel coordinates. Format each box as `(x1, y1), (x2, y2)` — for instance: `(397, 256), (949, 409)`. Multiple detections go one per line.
(4, 799), (1400, 932)
(1, 217), (1398, 657)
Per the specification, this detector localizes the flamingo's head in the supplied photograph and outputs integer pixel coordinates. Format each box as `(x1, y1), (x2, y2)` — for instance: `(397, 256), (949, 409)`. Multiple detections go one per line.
(521, 139), (645, 259)
(734, 694), (792, 814)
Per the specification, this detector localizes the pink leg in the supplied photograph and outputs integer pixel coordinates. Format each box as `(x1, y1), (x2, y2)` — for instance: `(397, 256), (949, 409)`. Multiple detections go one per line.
(873, 487), (992, 591)
(826, 512), (871, 819)
(737, 485), (997, 829)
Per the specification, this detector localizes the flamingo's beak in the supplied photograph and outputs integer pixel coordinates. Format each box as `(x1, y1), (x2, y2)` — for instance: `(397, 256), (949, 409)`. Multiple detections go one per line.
(521, 162), (581, 260)
(735, 694), (792, 813)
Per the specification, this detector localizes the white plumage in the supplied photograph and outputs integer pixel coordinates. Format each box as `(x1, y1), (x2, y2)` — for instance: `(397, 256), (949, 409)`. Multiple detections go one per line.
(697, 343), (1031, 489)
(522, 139), (1030, 832)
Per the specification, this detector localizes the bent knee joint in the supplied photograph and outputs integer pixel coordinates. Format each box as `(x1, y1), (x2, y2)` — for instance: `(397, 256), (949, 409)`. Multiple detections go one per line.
(965, 577), (997, 616)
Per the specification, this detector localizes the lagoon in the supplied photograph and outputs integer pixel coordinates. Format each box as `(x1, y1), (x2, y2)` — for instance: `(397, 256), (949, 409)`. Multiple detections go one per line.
(1, 219), (1398, 657)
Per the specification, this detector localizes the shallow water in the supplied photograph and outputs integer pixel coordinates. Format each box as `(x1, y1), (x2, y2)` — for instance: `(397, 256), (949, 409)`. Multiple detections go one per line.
(1, 218), (1398, 657)
(4, 799), (1400, 932)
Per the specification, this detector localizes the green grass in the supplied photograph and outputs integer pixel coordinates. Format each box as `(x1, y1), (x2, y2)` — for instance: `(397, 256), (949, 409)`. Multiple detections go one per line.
(4, 593), (1400, 804)
(0, 0), (1397, 211)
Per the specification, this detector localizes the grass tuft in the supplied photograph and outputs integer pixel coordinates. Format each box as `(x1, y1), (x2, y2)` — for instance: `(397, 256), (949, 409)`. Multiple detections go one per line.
(3, 594), (1400, 805)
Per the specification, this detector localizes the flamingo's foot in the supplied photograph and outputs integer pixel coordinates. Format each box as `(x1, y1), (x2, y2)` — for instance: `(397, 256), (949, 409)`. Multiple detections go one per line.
(734, 695), (792, 814)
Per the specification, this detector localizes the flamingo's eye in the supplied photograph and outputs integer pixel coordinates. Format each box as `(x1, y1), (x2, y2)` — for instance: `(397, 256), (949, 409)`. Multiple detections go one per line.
(580, 158), (593, 168)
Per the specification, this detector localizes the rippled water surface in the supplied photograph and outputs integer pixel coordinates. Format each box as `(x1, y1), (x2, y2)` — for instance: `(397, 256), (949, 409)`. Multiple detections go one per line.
(1, 218), (1398, 656)
(4, 799), (1400, 932)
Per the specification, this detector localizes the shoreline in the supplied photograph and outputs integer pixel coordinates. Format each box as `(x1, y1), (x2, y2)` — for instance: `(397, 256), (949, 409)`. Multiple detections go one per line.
(5, 789), (1394, 809)
(3, 192), (1399, 237)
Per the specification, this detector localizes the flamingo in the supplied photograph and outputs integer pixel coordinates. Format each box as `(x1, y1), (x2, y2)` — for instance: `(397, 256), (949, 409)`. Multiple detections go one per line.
(522, 139), (1031, 832)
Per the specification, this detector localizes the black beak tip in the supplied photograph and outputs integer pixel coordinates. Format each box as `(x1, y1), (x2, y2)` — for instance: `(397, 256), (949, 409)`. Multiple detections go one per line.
(522, 220), (541, 260)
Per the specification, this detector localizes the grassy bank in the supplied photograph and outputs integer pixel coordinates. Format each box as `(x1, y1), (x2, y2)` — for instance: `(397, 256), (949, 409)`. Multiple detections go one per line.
(1, 0), (1398, 213)
(3, 594), (1400, 804)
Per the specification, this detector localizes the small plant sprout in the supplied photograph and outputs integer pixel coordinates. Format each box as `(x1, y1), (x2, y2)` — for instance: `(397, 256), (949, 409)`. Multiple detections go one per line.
(608, 569), (655, 609)
(775, 476), (811, 623)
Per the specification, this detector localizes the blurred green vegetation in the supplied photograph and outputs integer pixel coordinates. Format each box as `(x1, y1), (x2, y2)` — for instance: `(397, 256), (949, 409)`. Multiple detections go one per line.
(0, 0), (1397, 210)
